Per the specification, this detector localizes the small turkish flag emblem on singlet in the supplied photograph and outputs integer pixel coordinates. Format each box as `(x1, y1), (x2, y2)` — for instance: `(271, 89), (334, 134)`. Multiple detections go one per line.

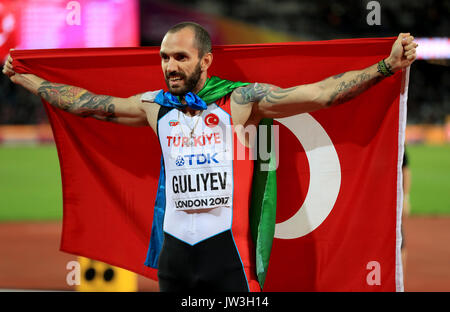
(204, 113), (219, 128)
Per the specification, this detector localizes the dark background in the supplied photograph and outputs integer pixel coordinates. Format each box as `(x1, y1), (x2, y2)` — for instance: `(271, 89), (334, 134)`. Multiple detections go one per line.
(1, 0), (449, 124)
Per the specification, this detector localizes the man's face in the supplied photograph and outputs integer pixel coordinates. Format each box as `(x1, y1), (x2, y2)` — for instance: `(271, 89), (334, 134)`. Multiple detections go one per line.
(160, 28), (203, 96)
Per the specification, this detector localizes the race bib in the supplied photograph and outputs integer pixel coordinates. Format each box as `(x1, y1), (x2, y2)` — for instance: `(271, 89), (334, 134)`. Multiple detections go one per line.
(157, 104), (234, 245)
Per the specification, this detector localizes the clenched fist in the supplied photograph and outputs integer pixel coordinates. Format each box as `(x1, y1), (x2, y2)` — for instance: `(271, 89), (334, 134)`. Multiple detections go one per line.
(2, 49), (21, 84)
(386, 33), (418, 73)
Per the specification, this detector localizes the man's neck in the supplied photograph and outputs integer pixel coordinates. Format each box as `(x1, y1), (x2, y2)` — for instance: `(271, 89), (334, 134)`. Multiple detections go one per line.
(182, 106), (200, 117)
(192, 74), (208, 94)
(179, 74), (208, 116)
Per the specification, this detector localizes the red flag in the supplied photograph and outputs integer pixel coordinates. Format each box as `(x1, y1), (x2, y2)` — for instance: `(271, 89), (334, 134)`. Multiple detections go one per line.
(12, 38), (407, 291)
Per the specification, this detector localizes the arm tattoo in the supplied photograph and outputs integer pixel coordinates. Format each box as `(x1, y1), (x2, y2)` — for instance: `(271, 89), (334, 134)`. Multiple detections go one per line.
(37, 81), (116, 119)
(232, 83), (298, 105)
(326, 71), (383, 106)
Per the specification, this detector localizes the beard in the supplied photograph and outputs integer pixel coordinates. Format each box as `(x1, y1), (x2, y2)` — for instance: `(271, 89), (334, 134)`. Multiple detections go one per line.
(165, 62), (202, 96)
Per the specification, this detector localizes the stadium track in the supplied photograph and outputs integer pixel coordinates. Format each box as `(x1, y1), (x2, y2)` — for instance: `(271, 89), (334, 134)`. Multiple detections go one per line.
(0, 217), (448, 291)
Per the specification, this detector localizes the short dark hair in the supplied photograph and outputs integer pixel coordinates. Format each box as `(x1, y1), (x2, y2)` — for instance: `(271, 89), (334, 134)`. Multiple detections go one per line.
(166, 22), (212, 58)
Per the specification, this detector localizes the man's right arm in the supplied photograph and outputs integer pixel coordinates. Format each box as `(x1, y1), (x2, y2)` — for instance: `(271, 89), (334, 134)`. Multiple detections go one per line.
(15, 73), (149, 126)
(2, 53), (159, 129)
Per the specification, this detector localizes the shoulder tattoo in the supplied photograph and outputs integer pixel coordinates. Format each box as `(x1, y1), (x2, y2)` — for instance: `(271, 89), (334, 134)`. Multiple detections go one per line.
(231, 83), (297, 105)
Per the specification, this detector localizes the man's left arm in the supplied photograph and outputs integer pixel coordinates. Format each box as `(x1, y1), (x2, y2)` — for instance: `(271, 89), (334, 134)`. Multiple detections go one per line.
(233, 33), (417, 119)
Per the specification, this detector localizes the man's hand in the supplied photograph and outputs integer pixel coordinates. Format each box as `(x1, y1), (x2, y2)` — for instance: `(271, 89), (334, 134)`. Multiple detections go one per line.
(2, 50), (20, 84)
(385, 33), (418, 73)
(2, 50), (45, 94)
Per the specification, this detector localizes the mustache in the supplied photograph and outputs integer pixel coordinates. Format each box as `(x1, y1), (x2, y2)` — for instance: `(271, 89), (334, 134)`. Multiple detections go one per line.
(166, 71), (186, 79)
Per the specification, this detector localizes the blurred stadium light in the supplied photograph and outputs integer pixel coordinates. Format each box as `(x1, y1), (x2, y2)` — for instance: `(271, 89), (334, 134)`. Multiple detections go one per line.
(0, 0), (139, 62)
(416, 37), (450, 60)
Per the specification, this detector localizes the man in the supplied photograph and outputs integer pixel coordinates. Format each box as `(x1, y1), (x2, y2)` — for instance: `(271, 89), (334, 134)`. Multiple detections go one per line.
(2, 22), (417, 292)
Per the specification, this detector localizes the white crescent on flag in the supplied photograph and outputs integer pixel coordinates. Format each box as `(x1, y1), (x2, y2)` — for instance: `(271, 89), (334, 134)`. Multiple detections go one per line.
(274, 113), (341, 239)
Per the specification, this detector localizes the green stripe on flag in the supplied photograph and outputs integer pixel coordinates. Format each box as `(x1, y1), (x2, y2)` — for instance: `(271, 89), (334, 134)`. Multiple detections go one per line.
(250, 118), (277, 289)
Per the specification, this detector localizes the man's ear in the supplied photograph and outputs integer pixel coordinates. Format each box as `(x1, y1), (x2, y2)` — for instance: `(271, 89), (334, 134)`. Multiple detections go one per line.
(201, 52), (213, 71)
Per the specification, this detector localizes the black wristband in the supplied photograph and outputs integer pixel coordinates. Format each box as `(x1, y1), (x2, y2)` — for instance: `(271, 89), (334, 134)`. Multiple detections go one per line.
(377, 59), (394, 77)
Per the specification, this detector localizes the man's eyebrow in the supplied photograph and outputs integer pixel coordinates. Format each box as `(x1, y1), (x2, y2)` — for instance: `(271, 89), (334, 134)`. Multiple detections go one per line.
(159, 50), (189, 57)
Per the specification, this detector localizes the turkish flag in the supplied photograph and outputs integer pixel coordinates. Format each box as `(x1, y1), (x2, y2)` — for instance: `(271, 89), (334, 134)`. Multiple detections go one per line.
(12, 38), (408, 291)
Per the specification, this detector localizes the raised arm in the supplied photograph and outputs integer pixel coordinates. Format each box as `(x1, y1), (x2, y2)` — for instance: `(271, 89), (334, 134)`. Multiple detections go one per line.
(2, 54), (151, 127)
(231, 33), (418, 120)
